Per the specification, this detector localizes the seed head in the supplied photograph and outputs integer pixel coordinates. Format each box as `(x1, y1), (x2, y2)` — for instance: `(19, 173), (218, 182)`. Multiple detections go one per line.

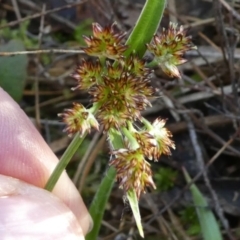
(83, 22), (128, 60)
(59, 103), (99, 136)
(110, 148), (156, 199)
(133, 131), (158, 160)
(147, 22), (196, 78)
(123, 55), (152, 78)
(71, 59), (102, 90)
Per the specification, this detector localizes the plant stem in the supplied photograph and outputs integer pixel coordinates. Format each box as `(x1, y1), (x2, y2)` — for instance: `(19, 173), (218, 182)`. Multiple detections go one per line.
(146, 60), (159, 68)
(142, 117), (154, 130)
(122, 127), (139, 150)
(44, 132), (86, 191)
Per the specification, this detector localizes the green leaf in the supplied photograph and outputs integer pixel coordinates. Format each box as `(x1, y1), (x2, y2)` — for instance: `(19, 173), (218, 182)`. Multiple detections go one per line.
(0, 40), (28, 102)
(125, 0), (166, 57)
(86, 166), (116, 240)
(183, 168), (223, 240)
(127, 189), (144, 238)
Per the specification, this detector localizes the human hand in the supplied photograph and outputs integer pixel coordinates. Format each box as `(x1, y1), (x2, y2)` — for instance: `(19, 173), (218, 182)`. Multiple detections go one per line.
(0, 88), (92, 239)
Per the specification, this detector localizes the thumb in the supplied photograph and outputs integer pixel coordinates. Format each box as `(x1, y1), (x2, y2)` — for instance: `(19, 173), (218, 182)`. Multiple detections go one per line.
(0, 174), (84, 240)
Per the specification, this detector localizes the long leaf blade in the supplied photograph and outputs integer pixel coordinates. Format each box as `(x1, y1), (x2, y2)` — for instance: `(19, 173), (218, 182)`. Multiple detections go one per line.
(183, 168), (223, 240)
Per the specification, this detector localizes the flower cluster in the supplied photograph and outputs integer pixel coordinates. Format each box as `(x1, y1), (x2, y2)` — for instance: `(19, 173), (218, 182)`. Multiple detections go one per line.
(60, 22), (194, 198)
(111, 119), (175, 199)
(147, 22), (196, 78)
(89, 61), (154, 130)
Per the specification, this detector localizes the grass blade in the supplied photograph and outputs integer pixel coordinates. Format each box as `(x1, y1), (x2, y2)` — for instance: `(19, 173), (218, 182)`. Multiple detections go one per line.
(183, 168), (223, 240)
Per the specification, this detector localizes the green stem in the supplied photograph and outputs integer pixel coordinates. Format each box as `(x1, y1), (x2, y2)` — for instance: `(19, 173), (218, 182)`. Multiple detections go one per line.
(89, 102), (101, 114)
(127, 121), (135, 132)
(99, 56), (106, 66)
(146, 60), (159, 68)
(142, 117), (154, 130)
(44, 132), (86, 191)
(122, 127), (139, 150)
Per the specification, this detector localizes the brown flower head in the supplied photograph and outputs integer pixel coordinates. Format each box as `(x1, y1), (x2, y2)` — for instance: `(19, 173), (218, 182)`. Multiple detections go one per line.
(110, 148), (156, 199)
(83, 22), (128, 60)
(97, 106), (132, 131)
(71, 59), (102, 90)
(147, 22), (196, 78)
(123, 55), (152, 78)
(89, 63), (154, 130)
(133, 131), (158, 160)
(59, 103), (99, 136)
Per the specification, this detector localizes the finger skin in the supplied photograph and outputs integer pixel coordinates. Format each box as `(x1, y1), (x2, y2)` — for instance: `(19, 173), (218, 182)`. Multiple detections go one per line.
(0, 175), (84, 240)
(0, 88), (92, 235)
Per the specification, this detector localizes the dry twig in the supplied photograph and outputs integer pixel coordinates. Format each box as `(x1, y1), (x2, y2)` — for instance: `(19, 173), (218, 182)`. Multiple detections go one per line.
(0, 0), (88, 30)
